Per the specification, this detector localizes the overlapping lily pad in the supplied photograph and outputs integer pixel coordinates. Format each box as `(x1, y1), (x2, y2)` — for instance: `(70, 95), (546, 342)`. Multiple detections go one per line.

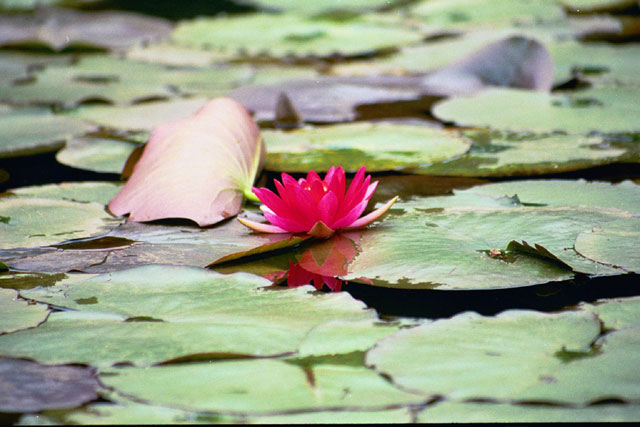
(0, 55), (253, 106)
(171, 13), (423, 58)
(55, 137), (138, 174)
(0, 197), (120, 249)
(0, 108), (95, 158)
(367, 309), (631, 404)
(0, 212), (309, 273)
(263, 122), (472, 172)
(416, 130), (630, 177)
(8, 181), (123, 205)
(343, 204), (633, 289)
(551, 41), (640, 87)
(408, 0), (565, 29)
(575, 218), (640, 273)
(0, 288), (48, 334)
(66, 98), (208, 132)
(433, 87), (640, 134)
(101, 360), (425, 413)
(580, 295), (640, 330)
(453, 179), (640, 215)
(0, 265), (380, 366)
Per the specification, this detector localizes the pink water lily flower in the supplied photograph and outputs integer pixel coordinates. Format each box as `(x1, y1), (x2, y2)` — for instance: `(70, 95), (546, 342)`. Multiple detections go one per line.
(238, 166), (397, 238)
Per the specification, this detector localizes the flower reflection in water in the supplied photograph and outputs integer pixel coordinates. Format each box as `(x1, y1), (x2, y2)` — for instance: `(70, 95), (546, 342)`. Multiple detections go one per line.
(266, 231), (363, 292)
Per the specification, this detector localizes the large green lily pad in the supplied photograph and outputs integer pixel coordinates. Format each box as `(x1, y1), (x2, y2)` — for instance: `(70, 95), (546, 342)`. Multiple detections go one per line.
(1, 265), (379, 366)
(580, 295), (640, 331)
(551, 41), (640, 87)
(0, 197), (120, 249)
(171, 13), (423, 58)
(9, 181), (123, 205)
(416, 130), (630, 177)
(0, 108), (95, 158)
(417, 400), (640, 422)
(454, 179), (640, 215)
(343, 204), (634, 289)
(66, 98), (208, 132)
(574, 218), (640, 273)
(331, 29), (529, 77)
(367, 309), (623, 404)
(101, 360), (425, 413)
(0, 288), (48, 334)
(433, 87), (640, 134)
(55, 137), (138, 174)
(0, 55), (252, 107)
(64, 398), (238, 425)
(297, 319), (400, 357)
(263, 122), (472, 173)
(408, 0), (565, 29)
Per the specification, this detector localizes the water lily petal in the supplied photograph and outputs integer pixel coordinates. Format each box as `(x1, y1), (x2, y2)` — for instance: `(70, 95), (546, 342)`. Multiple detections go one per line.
(325, 166), (346, 205)
(252, 187), (291, 219)
(332, 199), (369, 229)
(263, 209), (309, 233)
(237, 216), (289, 234)
(346, 196), (398, 229)
(317, 191), (339, 226)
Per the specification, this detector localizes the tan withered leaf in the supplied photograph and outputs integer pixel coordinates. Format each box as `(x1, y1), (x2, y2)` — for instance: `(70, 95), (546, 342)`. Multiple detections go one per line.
(108, 98), (265, 227)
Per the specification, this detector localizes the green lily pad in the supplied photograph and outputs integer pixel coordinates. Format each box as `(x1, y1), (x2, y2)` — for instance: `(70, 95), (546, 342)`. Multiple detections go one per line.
(0, 51), (74, 85)
(263, 122), (472, 173)
(417, 400), (640, 422)
(454, 179), (640, 216)
(55, 137), (138, 174)
(171, 13), (423, 58)
(416, 130), (630, 177)
(2, 265), (378, 366)
(66, 98), (208, 132)
(574, 218), (640, 273)
(367, 309), (618, 404)
(64, 398), (238, 425)
(0, 357), (100, 413)
(432, 87), (640, 134)
(126, 41), (236, 66)
(9, 181), (123, 205)
(580, 295), (640, 331)
(0, 108), (95, 158)
(0, 197), (120, 249)
(0, 55), (252, 107)
(343, 204), (633, 289)
(408, 0), (565, 29)
(551, 41), (640, 87)
(331, 30), (525, 77)
(246, 408), (413, 424)
(0, 213), (310, 274)
(297, 319), (400, 357)
(101, 360), (425, 413)
(0, 288), (49, 334)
